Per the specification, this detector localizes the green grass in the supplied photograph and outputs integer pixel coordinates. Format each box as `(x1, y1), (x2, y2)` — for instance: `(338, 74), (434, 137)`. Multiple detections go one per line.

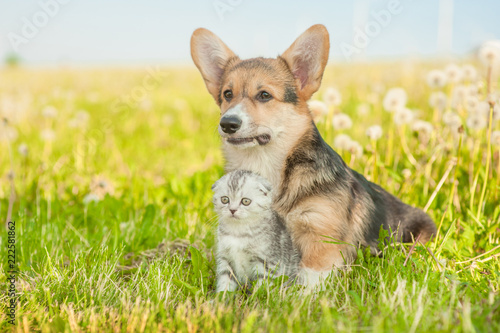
(0, 63), (499, 332)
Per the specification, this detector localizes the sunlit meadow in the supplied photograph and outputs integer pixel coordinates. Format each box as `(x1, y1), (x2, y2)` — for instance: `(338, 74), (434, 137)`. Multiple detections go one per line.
(1, 42), (500, 332)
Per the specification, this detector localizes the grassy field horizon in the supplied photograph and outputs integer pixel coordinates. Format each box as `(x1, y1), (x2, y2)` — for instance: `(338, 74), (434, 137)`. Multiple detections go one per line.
(0, 59), (499, 332)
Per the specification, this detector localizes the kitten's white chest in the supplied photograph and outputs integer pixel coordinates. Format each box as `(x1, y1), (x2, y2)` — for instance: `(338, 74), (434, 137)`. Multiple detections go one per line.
(218, 234), (263, 279)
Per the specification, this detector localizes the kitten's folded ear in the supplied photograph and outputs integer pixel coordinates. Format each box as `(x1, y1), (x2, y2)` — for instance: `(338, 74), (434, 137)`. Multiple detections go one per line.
(211, 180), (219, 191)
(258, 179), (272, 196)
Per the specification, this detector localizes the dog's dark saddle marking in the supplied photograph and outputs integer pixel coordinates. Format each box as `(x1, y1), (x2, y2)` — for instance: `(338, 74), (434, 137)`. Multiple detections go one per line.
(277, 123), (436, 247)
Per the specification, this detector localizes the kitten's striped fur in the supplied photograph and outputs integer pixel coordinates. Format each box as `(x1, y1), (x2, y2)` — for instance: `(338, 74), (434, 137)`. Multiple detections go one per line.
(212, 170), (300, 292)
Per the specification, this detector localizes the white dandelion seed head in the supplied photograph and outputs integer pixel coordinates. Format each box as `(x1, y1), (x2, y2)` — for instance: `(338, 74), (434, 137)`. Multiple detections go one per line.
(83, 193), (100, 205)
(18, 143), (29, 156)
(479, 40), (500, 67)
(323, 87), (342, 106)
(0, 99), (22, 124)
(473, 100), (500, 121)
(411, 120), (434, 137)
(426, 70), (447, 88)
(308, 100), (329, 120)
(475, 101), (490, 117)
(139, 98), (153, 111)
(442, 111), (462, 127)
(68, 110), (90, 128)
(429, 91), (447, 111)
(41, 105), (58, 119)
(162, 115), (174, 127)
(482, 102), (500, 122)
(333, 134), (352, 150)
(40, 129), (56, 142)
(76, 110), (90, 122)
(494, 104), (500, 122)
(394, 107), (414, 125)
(466, 84), (480, 97)
(366, 125), (383, 141)
(383, 87), (408, 112)
(346, 140), (364, 157)
(332, 113), (353, 130)
(451, 85), (469, 108)
(465, 96), (480, 112)
(90, 175), (115, 199)
(466, 113), (487, 130)
(462, 64), (477, 81)
(357, 103), (371, 115)
(454, 84), (469, 99)
(372, 82), (386, 94)
(487, 91), (500, 104)
(444, 64), (463, 83)
(65, 91), (76, 102)
(491, 131), (500, 146)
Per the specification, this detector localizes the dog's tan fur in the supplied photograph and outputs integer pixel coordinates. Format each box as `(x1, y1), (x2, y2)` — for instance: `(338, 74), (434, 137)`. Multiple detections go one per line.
(191, 25), (436, 286)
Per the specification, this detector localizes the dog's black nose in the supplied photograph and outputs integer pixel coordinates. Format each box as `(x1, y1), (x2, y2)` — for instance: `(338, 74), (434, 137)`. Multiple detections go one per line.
(220, 116), (242, 134)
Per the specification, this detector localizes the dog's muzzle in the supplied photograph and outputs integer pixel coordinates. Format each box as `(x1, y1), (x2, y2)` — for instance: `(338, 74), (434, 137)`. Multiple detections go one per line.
(220, 115), (242, 134)
(219, 107), (272, 146)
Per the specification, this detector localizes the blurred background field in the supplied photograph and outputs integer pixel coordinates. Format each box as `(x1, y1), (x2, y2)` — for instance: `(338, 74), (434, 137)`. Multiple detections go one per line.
(1, 0), (500, 331)
(1, 59), (499, 331)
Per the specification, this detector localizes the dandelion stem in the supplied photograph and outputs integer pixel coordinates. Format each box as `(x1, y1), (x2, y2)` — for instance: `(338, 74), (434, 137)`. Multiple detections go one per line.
(424, 160), (455, 213)
(477, 65), (494, 218)
(477, 101), (494, 218)
(399, 125), (418, 167)
(447, 130), (463, 221)
(432, 106), (440, 124)
(469, 170), (480, 214)
(432, 205), (449, 252)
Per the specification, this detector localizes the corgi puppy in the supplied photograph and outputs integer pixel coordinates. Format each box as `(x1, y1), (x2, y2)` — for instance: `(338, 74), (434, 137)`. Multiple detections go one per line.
(191, 24), (436, 286)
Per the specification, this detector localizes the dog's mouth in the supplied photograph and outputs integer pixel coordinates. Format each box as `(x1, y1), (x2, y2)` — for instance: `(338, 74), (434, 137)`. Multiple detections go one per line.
(226, 134), (271, 146)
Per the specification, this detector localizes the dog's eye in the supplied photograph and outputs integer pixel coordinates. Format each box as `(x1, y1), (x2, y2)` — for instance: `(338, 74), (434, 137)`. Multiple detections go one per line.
(221, 196), (229, 204)
(257, 91), (273, 102)
(241, 198), (252, 206)
(223, 90), (233, 101)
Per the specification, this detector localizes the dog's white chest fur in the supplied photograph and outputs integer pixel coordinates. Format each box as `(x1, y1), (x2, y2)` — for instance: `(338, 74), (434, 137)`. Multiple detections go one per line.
(223, 144), (286, 188)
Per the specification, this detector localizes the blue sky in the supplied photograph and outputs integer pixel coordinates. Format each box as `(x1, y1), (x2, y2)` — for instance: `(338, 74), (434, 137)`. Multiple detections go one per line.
(0, 0), (499, 66)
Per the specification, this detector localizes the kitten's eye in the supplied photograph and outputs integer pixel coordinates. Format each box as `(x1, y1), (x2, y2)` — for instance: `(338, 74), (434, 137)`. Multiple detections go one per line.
(223, 90), (233, 101)
(257, 91), (272, 102)
(221, 196), (229, 204)
(241, 198), (252, 206)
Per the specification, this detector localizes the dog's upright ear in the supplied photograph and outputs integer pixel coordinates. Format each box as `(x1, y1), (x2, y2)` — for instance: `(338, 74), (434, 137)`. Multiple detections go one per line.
(281, 24), (330, 101)
(191, 28), (238, 103)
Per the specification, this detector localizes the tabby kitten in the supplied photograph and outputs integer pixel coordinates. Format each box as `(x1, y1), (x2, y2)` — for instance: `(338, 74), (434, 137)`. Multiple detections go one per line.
(212, 170), (301, 292)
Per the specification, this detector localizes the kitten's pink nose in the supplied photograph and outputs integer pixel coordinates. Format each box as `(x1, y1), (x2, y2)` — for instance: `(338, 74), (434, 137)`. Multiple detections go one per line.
(230, 209), (237, 215)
